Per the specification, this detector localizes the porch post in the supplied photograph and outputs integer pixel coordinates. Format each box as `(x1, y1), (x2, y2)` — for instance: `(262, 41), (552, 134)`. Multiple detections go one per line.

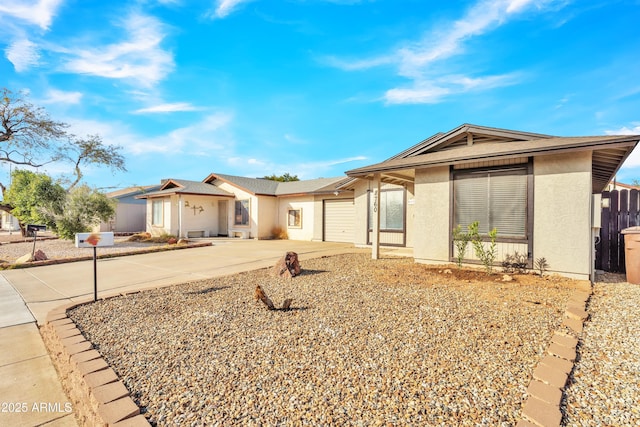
(372, 173), (381, 259)
(178, 194), (183, 238)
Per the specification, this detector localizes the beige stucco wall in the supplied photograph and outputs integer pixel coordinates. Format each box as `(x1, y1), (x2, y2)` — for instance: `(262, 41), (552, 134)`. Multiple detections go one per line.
(177, 195), (220, 238)
(413, 166), (451, 264)
(534, 151), (593, 279)
(216, 183), (258, 238)
(257, 195), (278, 239)
(276, 196), (315, 241)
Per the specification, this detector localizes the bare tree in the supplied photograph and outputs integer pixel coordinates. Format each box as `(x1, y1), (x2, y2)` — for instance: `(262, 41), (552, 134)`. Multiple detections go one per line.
(0, 87), (126, 194)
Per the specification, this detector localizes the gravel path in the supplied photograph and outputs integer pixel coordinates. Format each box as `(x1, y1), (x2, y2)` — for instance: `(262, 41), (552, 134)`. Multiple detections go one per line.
(562, 276), (640, 426)
(69, 253), (582, 426)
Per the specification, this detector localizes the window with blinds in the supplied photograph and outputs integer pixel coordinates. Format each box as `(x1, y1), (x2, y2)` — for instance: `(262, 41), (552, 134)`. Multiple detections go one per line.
(454, 167), (528, 238)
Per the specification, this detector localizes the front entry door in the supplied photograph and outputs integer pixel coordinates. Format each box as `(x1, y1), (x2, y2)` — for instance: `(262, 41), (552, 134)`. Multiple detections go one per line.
(218, 200), (228, 236)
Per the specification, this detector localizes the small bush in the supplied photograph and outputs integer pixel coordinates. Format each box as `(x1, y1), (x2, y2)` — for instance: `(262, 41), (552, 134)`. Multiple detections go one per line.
(126, 232), (176, 243)
(535, 257), (549, 277)
(502, 252), (529, 274)
(468, 221), (498, 274)
(452, 224), (471, 268)
(271, 226), (288, 240)
(127, 232), (152, 242)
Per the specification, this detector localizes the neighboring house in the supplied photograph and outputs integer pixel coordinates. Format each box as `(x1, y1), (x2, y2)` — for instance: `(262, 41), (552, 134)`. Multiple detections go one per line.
(100, 185), (161, 233)
(345, 123), (640, 281)
(137, 174), (354, 241)
(604, 180), (640, 192)
(0, 210), (19, 231)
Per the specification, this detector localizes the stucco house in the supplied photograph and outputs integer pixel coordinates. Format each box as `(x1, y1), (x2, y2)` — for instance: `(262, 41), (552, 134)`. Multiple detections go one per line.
(138, 174), (354, 241)
(345, 123), (640, 281)
(100, 185), (161, 233)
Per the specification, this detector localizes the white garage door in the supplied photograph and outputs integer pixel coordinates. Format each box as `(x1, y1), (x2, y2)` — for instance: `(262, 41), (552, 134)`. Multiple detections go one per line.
(324, 199), (355, 243)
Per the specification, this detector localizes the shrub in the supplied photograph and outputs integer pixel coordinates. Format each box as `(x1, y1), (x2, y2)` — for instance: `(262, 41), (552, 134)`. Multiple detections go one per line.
(535, 257), (549, 277)
(502, 252), (529, 274)
(126, 232), (176, 243)
(452, 224), (471, 268)
(127, 232), (152, 242)
(271, 226), (288, 240)
(468, 221), (498, 274)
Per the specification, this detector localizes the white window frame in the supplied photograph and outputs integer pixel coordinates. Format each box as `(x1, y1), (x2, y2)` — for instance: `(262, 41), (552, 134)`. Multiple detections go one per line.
(287, 208), (302, 228)
(152, 199), (163, 226)
(234, 199), (250, 226)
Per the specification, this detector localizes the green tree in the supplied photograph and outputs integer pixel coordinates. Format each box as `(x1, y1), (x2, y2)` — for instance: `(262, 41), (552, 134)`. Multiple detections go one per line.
(55, 185), (115, 240)
(3, 170), (66, 234)
(263, 173), (300, 182)
(4, 170), (115, 239)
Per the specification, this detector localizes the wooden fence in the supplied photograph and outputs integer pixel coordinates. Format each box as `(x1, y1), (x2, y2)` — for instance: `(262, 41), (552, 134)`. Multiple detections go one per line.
(596, 189), (640, 273)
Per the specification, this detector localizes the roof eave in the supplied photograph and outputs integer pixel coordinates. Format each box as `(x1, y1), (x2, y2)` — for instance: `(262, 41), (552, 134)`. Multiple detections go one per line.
(347, 138), (640, 177)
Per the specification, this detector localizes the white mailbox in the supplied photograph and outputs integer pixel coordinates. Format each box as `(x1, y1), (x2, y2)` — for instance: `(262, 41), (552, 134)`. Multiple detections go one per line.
(75, 232), (114, 248)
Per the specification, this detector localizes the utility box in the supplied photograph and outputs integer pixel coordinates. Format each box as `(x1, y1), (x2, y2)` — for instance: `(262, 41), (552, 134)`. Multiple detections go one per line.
(622, 226), (640, 284)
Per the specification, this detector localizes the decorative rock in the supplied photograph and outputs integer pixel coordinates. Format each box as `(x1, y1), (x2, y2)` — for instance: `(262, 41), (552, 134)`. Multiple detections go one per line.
(15, 252), (34, 264)
(273, 251), (301, 278)
(502, 274), (513, 282)
(34, 249), (48, 261)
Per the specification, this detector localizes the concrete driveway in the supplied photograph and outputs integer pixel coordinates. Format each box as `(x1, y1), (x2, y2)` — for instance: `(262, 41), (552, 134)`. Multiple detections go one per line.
(0, 239), (367, 426)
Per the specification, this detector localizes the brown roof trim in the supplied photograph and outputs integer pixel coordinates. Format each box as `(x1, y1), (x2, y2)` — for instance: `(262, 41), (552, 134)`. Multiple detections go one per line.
(347, 136), (639, 176)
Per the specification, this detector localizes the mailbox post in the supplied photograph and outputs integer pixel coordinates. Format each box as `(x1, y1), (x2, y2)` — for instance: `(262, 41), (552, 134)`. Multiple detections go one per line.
(27, 224), (47, 260)
(75, 232), (115, 301)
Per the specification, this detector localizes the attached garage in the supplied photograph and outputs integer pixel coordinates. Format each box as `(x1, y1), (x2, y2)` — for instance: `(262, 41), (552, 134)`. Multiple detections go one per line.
(323, 199), (355, 242)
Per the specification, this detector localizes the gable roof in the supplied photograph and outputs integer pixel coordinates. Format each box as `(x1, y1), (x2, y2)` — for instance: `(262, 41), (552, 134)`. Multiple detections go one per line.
(138, 178), (234, 199)
(346, 124), (640, 193)
(387, 123), (553, 160)
(204, 173), (280, 195)
(203, 173), (351, 196)
(107, 185), (161, 199)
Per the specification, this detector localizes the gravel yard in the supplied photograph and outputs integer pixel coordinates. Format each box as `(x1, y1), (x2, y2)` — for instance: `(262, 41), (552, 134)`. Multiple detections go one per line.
(562, 276), (640, 426)
(68, 253), (585, 426)
(0, 234), (180, 264)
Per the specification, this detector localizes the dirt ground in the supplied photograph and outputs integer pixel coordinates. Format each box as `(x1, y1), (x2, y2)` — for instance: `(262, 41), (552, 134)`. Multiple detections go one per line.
(373, 261), (591, 297)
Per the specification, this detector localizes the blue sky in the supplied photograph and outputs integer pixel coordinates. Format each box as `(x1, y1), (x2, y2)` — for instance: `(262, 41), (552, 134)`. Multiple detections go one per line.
(1, 0), (639, 190)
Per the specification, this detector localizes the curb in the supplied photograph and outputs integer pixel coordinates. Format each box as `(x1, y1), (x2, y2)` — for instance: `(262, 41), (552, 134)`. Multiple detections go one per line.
(516, 289), (592, 427)
(41, 297), (151, 426)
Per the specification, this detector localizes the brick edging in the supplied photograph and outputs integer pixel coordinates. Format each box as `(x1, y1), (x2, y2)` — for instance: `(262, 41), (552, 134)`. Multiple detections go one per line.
(516, 288), (592, 427)
(41, 299), (151, 427)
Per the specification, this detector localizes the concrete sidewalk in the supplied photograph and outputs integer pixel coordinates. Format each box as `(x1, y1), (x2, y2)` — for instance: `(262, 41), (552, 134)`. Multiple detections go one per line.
(0, 240), (366, 426)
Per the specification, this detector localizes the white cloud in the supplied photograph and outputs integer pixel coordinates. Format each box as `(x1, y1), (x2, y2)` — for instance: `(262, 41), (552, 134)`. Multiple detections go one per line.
(329, 0), (562, 104)
(384, 72), (521, 105)
(605, 123), (640, 136)
(5, 38), (40, 71)
(321, 55), (394, 71)
(42, 88), (83, 104)
(0, 0), (63, 30)
(210, 0), (255, 19)
(605, 123), (640, 170)
(127, 112), (234, 155)
(134, 103), (200, 114)
(60, 13), (174, 88)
